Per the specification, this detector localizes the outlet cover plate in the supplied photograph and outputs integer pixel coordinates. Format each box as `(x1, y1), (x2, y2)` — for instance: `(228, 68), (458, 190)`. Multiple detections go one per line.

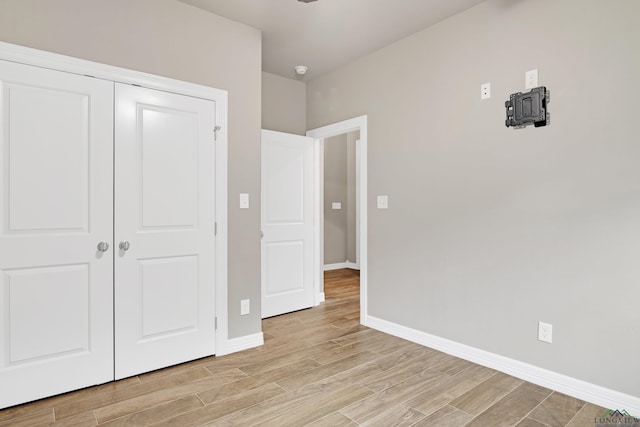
(526, 69), (539, 89)
(481, 82), (491, 100)
(538, 321), (552, 343)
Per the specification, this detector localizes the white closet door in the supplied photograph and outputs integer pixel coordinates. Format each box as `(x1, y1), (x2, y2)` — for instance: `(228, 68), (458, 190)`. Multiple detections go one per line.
(0, 61), (114, 408)
(114, 84), (216, 379)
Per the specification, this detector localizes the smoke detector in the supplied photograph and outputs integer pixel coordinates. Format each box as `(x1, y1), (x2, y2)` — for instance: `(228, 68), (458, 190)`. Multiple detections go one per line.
(298, 0), (318, 3)
(294, 65), (308, 75)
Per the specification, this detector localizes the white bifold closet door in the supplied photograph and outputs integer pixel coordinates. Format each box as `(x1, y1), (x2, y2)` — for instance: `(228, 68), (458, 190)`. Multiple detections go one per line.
(114, 84), (216, 380)
(0, 61), (114, 408)
(0, 61), (217, 408)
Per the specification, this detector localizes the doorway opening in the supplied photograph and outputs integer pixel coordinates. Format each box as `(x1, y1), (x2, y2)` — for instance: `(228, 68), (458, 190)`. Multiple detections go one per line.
(322, 132), (360, 272)
(307, 116), (368, 325)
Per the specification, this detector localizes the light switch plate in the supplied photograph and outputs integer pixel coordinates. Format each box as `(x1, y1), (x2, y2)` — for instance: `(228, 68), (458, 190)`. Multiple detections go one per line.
(241, 299), (250, 315)
(239, 193), (249, 209)
(332, 202), (342, 210)
(377, 195), (388, 209)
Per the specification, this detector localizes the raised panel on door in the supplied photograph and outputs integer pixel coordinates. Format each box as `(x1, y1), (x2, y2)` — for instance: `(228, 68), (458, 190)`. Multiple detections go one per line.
(261, 130), (315, 318)
(0, 60), (114, 408)
(114, 83), (216, 379)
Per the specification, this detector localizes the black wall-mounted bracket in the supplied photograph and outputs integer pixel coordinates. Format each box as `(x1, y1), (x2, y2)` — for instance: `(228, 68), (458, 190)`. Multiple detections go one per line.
(505, 86), (549, 128)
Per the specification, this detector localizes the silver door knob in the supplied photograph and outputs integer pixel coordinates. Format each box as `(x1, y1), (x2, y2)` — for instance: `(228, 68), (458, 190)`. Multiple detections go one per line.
(97, 241), (109, 252)
(119, 241), (131, 251)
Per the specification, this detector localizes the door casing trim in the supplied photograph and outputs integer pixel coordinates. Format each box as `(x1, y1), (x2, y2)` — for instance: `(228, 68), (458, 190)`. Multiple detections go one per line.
(307, 116), (368, 324)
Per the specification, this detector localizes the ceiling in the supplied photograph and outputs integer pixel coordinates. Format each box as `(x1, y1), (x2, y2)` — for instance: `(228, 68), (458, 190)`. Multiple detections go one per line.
(178, 0), (486, 80)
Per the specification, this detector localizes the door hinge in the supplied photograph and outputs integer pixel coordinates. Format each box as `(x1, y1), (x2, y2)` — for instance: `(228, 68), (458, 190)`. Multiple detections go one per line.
(214, 125), (221, 141)
(215, 317), (218, 330)
(214, 222), (218, 236)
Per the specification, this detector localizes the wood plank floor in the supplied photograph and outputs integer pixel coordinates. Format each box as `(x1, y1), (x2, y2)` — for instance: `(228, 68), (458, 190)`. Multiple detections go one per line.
(0, 268), (611, 426)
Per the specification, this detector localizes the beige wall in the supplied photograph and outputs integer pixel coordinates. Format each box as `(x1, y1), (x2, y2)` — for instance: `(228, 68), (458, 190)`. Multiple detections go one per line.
(0, 0), (263, 339)
(262, 71), (306, 135)
(324, 132), (358, 266)
(308, 0), (640, 397)
(324, 135), (348, 265)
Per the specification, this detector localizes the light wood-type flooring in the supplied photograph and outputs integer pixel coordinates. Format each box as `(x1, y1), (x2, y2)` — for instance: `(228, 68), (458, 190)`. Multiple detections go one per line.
(0, 269), (614, 426)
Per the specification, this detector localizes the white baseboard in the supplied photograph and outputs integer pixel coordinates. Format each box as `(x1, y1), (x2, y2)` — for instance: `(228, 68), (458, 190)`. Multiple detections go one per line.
(324, 262), (348, 271)
(216, 332), (264, 356)
(317, 292), (325, 303)
(324, 262), (360, 271)
(366, 315), (640, 416)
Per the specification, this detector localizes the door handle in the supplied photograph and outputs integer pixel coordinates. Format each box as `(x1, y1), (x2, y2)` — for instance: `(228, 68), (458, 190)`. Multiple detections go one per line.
(119, 241), (131, 251)
(97, 241), (110, 252)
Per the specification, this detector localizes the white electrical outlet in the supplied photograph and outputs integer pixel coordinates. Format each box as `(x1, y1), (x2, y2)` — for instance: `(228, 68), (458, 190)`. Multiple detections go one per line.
(526, 69), (539, 89)
(241, 299), (250, 315)
(481, 82), (491, 100)
(538, 321), (552, 343)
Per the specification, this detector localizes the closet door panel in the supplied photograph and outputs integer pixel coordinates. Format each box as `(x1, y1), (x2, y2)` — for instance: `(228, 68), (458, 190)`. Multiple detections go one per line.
(7, 83), (89, 231)
(0, 60), (114, 409)
(114, 83), (216, 379)
(140, 107), (198, 228)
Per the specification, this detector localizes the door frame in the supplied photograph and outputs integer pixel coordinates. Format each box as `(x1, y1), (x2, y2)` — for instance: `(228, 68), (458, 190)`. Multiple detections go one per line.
(0, 41), (231, 355)
(307, 116), (368, 324)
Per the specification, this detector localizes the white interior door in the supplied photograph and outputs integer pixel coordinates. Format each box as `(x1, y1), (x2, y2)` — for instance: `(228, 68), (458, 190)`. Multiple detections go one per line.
(0, 61), (114, 408)
(261, 130), (315, 318)
(114, 84), (216, 379)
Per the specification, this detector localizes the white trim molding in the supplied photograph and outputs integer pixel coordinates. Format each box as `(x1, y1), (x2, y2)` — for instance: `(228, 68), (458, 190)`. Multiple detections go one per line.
(324, 262), (359, 271)
(345, 262), (358, 270)
(213, 96), (230, 357)
(307, 115), (368, 325)
(0, 41), (220, 100)
(366, 315), (640, 415)
(216, 332), (264, 357)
